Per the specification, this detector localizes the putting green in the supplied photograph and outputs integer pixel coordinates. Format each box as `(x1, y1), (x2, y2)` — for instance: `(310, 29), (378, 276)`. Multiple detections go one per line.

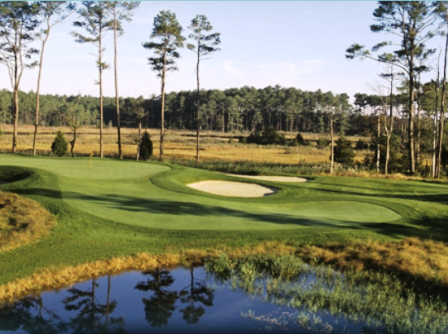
(0, 155), (403, 230)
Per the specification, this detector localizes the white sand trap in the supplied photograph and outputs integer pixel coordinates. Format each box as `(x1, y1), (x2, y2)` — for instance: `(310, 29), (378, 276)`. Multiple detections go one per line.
(187, 180), (278, 197)
(224, 173), (307, 183)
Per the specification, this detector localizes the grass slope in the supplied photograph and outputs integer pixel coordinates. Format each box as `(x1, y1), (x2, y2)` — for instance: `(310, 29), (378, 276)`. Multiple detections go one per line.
(0, 154), (446, 285)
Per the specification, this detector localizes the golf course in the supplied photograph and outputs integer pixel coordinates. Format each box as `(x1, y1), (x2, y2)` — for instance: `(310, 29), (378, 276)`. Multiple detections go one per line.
(0, 154), (447, 291)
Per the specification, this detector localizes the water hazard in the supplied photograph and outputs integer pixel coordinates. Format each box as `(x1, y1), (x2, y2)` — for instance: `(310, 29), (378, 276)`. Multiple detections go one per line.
(1, 261), (448, 334)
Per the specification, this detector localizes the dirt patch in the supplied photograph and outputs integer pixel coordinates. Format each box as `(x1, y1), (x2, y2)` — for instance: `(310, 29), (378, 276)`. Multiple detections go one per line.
(224, 173), (307, 183)
(187, 180), (278, 197)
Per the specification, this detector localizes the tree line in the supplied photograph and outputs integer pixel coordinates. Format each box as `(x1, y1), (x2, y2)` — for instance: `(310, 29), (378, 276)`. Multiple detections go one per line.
(1, 1), (448, 177)
(1, 84), (447, 174)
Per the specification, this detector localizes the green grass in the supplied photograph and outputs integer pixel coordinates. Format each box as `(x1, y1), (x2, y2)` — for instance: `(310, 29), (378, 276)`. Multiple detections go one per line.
(0, 154), (447, 285)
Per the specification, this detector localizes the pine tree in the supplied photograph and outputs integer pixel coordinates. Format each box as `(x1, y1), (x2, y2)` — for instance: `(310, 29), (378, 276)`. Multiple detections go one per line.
(139, 131), (153, 161)
(143, 10), (184, 162)
(51, 131), (68, 157)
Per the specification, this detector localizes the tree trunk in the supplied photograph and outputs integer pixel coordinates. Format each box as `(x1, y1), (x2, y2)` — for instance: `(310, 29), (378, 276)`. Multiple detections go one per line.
(330, 113), (334, 175)
(70, 128), (77, 158)
(33, 26), (50, 156)
(416, 99), (421, 167)
(376, 114), (380, 173)
(195, 38), (201, 163)
(433, 83), (439, 177)
(385, 74), (394, 176)
(136, 121), (141, 161)
(113, 14), (122, 159)
(99, 34), (104, 158)
(12, 88), (19, 153)
(408, 74), (416, 175)
(436, 29), (448, 178)
(159, 38), (167, 162)
(222, 108), (225, 133)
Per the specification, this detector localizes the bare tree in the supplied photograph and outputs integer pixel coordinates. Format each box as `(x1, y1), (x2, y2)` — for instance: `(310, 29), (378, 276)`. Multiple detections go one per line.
(0, 1), (39, 153)
(107, 1), (140, 159)
(72, 1), (112, 158)
(187, 15), (221, 163)
(32, 2), (75, 156)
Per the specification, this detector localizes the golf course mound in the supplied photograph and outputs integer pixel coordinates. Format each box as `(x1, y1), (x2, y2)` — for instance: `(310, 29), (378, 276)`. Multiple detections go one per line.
(225, 173), (307, 182)
(187, 180), (278, 197)
(0, 191), (56, 252)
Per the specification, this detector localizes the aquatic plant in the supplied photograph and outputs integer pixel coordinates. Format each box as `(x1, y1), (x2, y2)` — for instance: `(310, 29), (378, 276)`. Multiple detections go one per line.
(206, 255), (448, 334)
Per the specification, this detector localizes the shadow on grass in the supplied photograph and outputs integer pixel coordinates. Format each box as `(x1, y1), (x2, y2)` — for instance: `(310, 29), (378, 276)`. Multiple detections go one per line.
(12, 187), (391, 228)
(10, 187), (448, 241)
(309, 186), (448, 206)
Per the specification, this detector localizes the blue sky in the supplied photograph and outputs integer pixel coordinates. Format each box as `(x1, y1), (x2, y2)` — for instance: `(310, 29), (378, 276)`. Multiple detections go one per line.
(0, 1), (445, 100)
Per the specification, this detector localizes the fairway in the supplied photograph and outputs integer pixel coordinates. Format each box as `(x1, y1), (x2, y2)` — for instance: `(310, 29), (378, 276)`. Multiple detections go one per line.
(0, 155), (406, 231)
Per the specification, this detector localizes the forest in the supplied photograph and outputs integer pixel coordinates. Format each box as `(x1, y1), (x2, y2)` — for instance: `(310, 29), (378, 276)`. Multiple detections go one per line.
(0, 1), (448, 176)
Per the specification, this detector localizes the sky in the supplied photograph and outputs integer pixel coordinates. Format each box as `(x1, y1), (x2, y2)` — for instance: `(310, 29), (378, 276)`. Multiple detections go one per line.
(0, 1), (446, 101)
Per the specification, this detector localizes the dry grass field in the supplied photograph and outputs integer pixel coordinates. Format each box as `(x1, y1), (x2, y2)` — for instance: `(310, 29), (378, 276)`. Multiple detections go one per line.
(0, 125), (369, 165)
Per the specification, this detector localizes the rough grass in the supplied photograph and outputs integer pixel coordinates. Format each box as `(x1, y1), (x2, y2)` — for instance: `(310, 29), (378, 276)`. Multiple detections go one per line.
(0, 192), (55, 252)
(297, 237), (448, 289)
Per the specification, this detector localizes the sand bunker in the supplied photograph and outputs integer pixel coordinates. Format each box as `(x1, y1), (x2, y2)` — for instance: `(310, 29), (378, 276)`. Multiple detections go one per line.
(224, 173), (307, 183)
(187, 180), (278, 197)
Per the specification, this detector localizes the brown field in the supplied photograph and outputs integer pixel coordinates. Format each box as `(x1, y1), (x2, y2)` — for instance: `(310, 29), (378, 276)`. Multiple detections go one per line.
(0, 125), (369, 165)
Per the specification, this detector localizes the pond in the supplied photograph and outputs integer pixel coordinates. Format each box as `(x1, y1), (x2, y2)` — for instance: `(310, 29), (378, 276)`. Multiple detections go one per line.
(1, 261), (448, 334)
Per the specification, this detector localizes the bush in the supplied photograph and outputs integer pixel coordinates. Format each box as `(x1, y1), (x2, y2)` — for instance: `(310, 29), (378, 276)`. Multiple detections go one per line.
(246, 129), (287, 146)
(316, 137), (329, 149)
(333, 137), (355, 164)
(139, 131), (153, 161)
(355, 139), (368, 150)
(51, 131), (68, 157)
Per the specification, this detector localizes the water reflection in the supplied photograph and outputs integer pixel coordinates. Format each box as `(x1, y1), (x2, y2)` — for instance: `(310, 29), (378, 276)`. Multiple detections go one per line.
(135, 269), (179, 327)
(63, 276), (126, 333)
(179, 266), (214, 324)
(0, 264), (447, 334)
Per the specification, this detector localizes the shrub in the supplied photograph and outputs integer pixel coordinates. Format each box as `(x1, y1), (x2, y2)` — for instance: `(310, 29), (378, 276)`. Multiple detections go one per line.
(355, 139), (368, 150)
(139, 131), (153, 161)
(295, 133), (305, 145)
(246, 129), (287, 146)
(51, 131), (68, 157)
(316, 137), (329, 149)
(333, 137), (355, 164)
